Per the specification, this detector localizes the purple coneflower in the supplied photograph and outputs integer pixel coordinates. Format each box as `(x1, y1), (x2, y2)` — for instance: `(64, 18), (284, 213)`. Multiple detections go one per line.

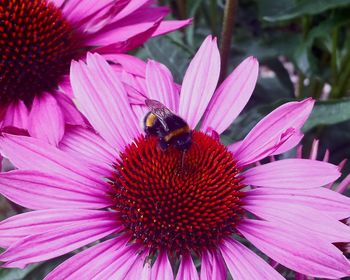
(0, 0), (190, 145)
(0, 36), (349, 279)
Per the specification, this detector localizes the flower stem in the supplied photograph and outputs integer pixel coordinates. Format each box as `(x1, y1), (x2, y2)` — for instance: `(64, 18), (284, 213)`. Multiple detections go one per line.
(331, 28), (338, 85)
(219, 0), (238, 83)
(176, 0), (187, 19)
(210, 0), (218, 36)
(333, 50), (350, 98)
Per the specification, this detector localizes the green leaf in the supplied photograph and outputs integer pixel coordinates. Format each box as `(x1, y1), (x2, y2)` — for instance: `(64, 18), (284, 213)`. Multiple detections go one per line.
(303, 99), (350, 131)
(257, 0), (295, 18)
(264, 0), (350, 22)
(0, 265), (39, 280)
(140, 36), (192, 83)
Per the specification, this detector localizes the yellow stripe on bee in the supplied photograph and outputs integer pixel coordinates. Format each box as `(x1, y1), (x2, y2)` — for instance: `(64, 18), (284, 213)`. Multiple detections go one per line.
(145, 113), (157, 127)
(164, 126), (190, 142)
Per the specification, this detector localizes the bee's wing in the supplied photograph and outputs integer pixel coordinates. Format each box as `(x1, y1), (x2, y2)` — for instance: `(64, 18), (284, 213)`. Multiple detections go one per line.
(145, 99), (173, 131)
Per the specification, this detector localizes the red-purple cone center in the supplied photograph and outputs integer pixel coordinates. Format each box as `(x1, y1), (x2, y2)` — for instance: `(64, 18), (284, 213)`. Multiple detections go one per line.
(0, 0), (79, 105)
(111, 131), (244, 255)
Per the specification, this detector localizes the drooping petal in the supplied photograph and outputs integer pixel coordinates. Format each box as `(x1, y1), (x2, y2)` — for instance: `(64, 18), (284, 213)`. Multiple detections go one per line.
(27, 93), (65, 145)
(237, 219), (350, 278)
(179, 36), (220, 128)
(0, 212), (120, 268)
(200, 250), (226, 280)
(175, 254), (199, 280)
(201, 56), (259, 134)
(84, 5), (167, 49)
(152, 19), (192, 37)
(55, 91), (86, 126)
(70, 53), (141, 151)
(0, 209), (116, 247)
(146, 60), (179, 112)
(232, 98), (314, 166)
(242, 159), (340, 188)
(244, 187), (350, 220)
(151, 250), (174, 280)
(1, 100), (29, 130)
(243, 200), (350, 243)
(44, 236), (129, 280)
(0, 134), (108, 191)
(220, 238), (284, 280)
(97, 21), (162, 54)
(59, 126), (117, 177)
(0, 170), (112, 210)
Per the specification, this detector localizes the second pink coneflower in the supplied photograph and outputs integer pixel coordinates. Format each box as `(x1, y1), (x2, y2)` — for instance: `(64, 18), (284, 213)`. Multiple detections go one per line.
(0, 0), (190, 145)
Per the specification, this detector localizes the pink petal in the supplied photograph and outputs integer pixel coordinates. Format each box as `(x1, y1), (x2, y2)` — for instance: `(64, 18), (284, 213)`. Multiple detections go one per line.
(220, 238), (284, 280)
(335, 174), (350, 194)
(70, 53), (141, 151)
(2, 100), (29, 130)
(152, 19), (192, 37)
(80, 0), (131, 34)
(62, 0), (116, 27)
(179, 35), (221, 128)
(232, 98), (315, 166)
(0, 134), (108, 191)
(237, 219), (350, 278)
(59, 126), (117, 177)
(111, 0), (149, 22)
(105, 54), (146, 77)
(146, 60), (179, 112)
(0, 212), (120, 268)
(270, 131), (304, 155)
(243, 199), (350, 243)
(244, 187), (350, 220)
(0, 209), (116, 247)
(151, 250), (174, 280)
(123, 250), (150, 280)
(0, 170), (112, 210)
(54, 91), (86, 126)
(58, 75), (74, 98)
(86, 245), (141, 280)
(201, 57), (259, 134)
(175, 254), (199, 280)
(114, 4), (168, 26)
(200, 250), (227, 280)
(28, 93), (65, 146)
(84, 5), (166, 47)
(44, 236), (129, 280)
(242, 159), (340, 188)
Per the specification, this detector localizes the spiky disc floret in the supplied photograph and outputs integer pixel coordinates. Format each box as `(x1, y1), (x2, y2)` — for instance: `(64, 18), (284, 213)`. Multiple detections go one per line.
(111, 131), (244, 255)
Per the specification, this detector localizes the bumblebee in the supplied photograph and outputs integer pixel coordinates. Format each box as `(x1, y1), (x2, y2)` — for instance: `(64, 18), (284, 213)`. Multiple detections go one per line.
(144, 99), (192, 151)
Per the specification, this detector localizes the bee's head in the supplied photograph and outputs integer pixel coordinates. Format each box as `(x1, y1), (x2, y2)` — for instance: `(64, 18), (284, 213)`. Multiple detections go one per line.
(173, 133), (192, 151)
